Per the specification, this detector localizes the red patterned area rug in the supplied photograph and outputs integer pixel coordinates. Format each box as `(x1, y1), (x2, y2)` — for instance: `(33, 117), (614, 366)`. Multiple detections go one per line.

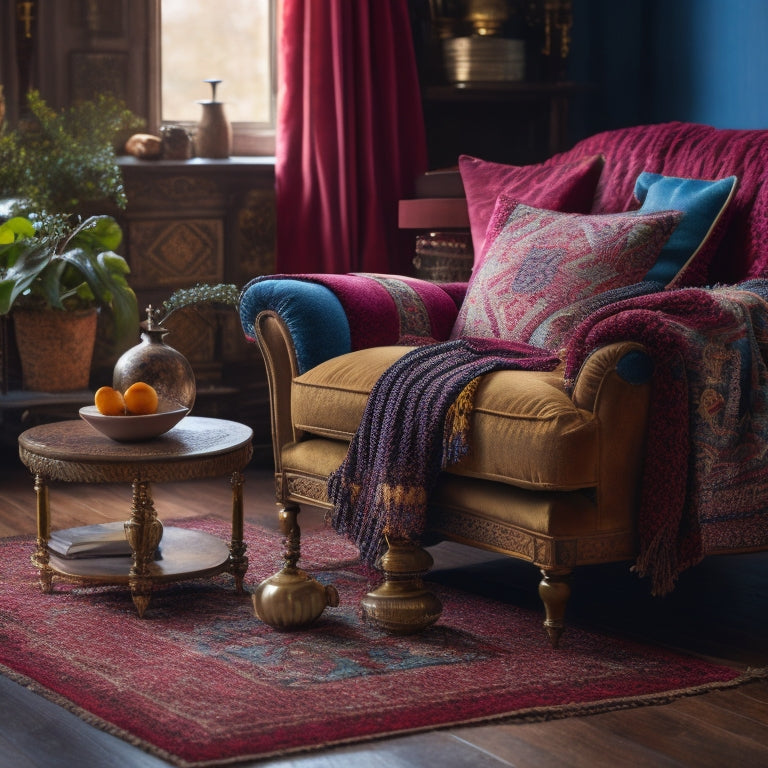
(0, 517), (764, 768)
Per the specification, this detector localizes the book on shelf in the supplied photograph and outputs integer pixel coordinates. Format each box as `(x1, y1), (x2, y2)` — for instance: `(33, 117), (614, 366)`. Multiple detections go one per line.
(48, 521), (161, 559)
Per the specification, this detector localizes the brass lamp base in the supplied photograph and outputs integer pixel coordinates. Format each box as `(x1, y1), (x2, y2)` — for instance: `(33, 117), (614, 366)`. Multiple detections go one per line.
(361, 538), (442, 634)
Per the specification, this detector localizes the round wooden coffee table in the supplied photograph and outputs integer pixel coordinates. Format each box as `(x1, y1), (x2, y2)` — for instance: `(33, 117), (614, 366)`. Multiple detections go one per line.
(18, 416), (253, 617)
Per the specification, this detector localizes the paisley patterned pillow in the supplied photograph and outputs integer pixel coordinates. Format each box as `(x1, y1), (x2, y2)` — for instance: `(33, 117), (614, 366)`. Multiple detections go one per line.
(451, 198), (682, 351)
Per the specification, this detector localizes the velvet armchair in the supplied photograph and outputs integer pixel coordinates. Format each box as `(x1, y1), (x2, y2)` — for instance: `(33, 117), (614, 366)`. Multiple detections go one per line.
(240, 122), (768, 646)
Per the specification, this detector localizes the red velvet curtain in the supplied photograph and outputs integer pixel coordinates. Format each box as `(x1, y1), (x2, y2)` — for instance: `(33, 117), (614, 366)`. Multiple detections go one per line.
(276, 0), (428, 274)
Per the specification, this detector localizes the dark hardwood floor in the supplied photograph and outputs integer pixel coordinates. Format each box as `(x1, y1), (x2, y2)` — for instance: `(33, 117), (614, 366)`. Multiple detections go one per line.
(0, 438), (766, 768)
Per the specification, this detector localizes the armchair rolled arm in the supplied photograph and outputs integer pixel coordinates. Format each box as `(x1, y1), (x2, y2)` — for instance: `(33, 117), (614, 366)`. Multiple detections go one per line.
(240, 278), (352, 375)
(570, 341), (653, 412)
(240, 273), (464, 472)
(240, 273), (463, 374)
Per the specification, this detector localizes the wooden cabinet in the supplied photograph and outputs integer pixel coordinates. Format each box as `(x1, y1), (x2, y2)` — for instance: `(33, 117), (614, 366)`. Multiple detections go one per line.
(114, 157), (276, 462)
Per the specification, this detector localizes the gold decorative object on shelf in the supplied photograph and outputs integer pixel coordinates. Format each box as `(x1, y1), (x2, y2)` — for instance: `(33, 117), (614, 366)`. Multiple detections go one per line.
(443, 36), (525, 83)
(465, 0), (510, 36)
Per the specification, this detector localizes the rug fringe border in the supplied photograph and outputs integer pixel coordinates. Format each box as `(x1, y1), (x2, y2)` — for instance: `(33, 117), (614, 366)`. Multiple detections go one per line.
(2, 660), (765, 768)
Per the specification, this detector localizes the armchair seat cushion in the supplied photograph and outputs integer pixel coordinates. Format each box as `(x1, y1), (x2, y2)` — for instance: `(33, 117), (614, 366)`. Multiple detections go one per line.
(292, 345), (600, 490)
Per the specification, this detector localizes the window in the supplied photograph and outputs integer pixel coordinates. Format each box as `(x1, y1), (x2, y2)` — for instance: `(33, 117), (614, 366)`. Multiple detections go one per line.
(158, 0), (276, 156)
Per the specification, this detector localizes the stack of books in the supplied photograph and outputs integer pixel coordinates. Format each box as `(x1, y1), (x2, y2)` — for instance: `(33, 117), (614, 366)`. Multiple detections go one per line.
(47, 522), (162, 559)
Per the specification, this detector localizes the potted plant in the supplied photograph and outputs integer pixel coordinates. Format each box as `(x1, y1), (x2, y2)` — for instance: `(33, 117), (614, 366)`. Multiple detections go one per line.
(0, 89), (143, 392)
(0, 89), (143, 216)
(0, 213), (138, 391)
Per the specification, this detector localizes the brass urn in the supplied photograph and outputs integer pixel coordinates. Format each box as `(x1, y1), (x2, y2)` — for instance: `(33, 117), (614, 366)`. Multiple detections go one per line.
(251, 505), (340, 630)
(361, 537), (442, 634)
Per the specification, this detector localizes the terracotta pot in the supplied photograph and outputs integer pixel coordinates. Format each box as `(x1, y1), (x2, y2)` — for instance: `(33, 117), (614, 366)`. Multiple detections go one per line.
(13, 308), (98, 391)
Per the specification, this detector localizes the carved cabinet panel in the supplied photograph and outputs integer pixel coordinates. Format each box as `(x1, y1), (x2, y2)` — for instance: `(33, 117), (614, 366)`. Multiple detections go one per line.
(128, 219), (225, 289)
(112, 158), (277, 462)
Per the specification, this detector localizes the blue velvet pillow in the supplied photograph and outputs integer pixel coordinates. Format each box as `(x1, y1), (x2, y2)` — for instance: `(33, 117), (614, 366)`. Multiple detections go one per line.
(634, 172), (738, 287)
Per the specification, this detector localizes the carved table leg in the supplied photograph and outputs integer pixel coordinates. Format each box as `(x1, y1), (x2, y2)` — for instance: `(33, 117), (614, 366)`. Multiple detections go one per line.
(539, 567), (572, 648)
(124, 478), (164, 618)
(251, 503), (339, 629)
(31, 473), (54, 593)
(361, 537), (442, 634)
(228, 469), (248, 592)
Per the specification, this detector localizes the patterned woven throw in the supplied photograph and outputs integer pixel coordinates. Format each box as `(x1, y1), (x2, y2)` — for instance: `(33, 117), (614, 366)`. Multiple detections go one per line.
(327, 337), (559, 564)
(565, 279), (768, 594)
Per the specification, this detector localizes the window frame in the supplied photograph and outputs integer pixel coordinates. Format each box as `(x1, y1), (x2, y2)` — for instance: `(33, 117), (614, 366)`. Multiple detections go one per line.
(148, 0), (277, 157)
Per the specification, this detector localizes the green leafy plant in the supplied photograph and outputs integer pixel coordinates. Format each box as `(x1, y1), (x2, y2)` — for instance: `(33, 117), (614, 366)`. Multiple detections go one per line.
(0, 213), (139, 348)
(0, 90), (144, 215)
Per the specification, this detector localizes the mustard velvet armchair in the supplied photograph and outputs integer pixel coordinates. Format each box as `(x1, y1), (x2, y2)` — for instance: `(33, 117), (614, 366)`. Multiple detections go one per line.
(240, 122), (768, 646)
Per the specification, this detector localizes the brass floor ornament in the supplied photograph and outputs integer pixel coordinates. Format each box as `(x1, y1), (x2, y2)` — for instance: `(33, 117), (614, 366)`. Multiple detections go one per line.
(252, 505), (339, 628)
(361, 537), (442, 634)
(252, 510), (443, 634)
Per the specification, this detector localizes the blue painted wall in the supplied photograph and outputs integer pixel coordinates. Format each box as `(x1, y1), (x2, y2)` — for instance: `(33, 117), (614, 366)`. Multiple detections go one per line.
(570, 0), (768, 139)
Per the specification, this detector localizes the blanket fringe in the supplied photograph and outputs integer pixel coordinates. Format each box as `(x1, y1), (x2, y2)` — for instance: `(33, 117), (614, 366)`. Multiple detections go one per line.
(443, 377), (481, 466)
(631, 525), (701, 596)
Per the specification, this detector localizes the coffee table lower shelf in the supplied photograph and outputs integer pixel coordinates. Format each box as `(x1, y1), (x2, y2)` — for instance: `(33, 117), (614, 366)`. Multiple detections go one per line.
(46, 527), (232, 583)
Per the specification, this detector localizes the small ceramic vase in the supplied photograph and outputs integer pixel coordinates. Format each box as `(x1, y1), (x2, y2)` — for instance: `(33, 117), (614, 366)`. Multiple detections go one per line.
(195, 79), (232, 159)
(160, 125), (192, 160)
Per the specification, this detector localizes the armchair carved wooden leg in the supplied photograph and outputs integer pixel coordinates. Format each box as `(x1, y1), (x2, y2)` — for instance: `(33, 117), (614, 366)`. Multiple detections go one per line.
(361, 537), (442, 634)
(539, 567), (572, 648)
(252, 503), (339, 629)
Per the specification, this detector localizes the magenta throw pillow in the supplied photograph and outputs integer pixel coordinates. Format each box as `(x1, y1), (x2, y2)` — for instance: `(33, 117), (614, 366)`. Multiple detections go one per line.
(450, 199), (682, 351)
(459, 154), (604, 262)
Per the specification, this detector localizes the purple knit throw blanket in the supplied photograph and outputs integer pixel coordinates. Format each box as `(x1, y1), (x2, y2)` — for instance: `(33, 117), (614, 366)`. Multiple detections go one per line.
(327, 337), (559, 565)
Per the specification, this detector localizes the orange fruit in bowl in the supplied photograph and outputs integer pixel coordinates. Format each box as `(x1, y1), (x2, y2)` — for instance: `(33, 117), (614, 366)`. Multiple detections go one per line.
(94, 386), (126, 416)
(123, 382), (159, 415)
